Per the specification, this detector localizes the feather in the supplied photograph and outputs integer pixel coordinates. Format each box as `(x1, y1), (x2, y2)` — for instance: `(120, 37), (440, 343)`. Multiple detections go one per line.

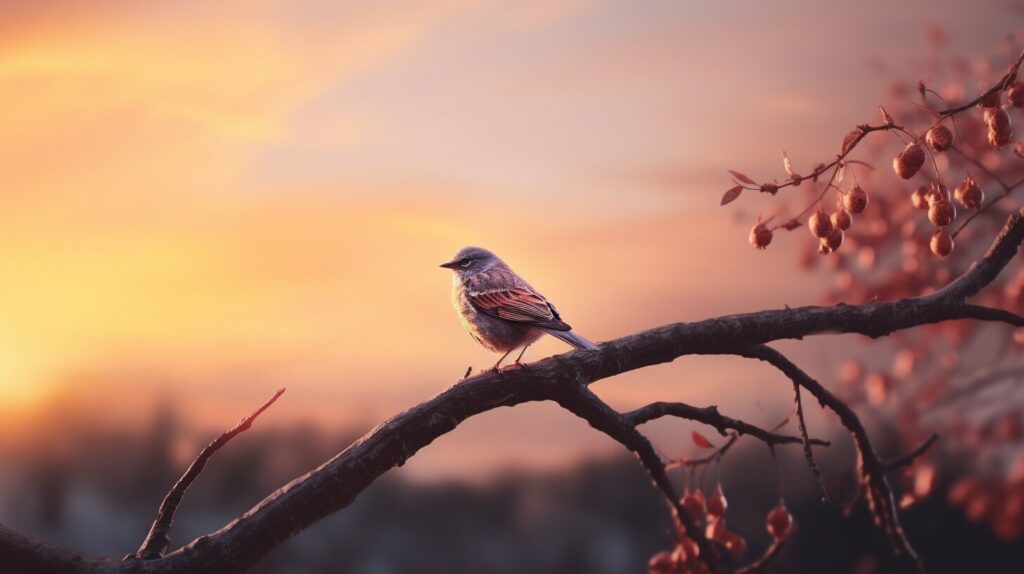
(543, 329), (599, 350)
(466, 268), (571, 330)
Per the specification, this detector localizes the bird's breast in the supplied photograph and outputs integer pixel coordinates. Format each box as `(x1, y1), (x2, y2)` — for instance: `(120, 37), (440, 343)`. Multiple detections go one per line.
(451, 282), (532, 353)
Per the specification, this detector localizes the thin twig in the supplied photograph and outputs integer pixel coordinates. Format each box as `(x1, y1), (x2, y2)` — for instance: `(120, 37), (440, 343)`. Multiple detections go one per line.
(624, 401), (830, 447)
(792, 381), (830, 506)
(885, 434), (939, 470)
(937, 47), (1024, 117)
(134, 388), (286, 559)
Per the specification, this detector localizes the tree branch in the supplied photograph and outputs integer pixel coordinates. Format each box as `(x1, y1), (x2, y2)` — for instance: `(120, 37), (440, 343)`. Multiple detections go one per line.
(551, 385), (722, 571)
(936, 47), (1024, 117)
(885, 434), (939, 471)
(134, 388), (286, 560)
(623, 401), (829, 447)
(735, 346), (925, 574)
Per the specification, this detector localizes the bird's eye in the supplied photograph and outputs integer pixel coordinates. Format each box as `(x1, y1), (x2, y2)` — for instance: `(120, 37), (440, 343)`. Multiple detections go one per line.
(459, 258), (472, 268)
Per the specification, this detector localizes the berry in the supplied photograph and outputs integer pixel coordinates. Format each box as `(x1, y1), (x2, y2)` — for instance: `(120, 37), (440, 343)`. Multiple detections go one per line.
(866, 373), (891, 405)
(931, 229), (954, 257)
(928, 198), (956, 226)
(809, 210), (832, 238)
(681, 491), (706, 520)
(989, 126), (1013, 149)
(720, 531), (747, 560)
(893, 142), (925, 179)
(766, 503), (793, 539)
(911, 187), (929, 210)
(647, 551), (677, 574)
(984, 108), (1012, 149)
(831, 209), (852, 230)
(925, 124), (952, 151)
(749, 223), (773, 250)
(1009, 81), (1024, 108)
(705, 518), (727, 542)
(824, 228), (844, 252)
(926, 183), (951, 205)
(984, 107), (1011, 130)
(954, 176), (984, 209)
(844, 185), (869, 213)
(707, 484), (728, 518)
(678, 537), (699, 562)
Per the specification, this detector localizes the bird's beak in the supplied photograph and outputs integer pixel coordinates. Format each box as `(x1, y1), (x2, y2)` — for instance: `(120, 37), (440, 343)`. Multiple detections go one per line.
(439, 260), (458, 269)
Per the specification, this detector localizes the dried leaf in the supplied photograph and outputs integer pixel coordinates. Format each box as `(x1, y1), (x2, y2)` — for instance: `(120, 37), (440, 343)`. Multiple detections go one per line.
(692, 431), (715, 449)
(782, 151), (795, 177)
(879, 105), (895, 125)
(720, 185), (743, 206)
(781, 219), (802, 231)
(834, 163), (845, 185)
(841, 129), (863, 155)
(728, 170), (757, 185)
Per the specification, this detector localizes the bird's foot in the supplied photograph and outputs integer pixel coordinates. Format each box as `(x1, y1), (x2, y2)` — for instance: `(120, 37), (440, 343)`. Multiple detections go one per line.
(500, 362), (527, 372)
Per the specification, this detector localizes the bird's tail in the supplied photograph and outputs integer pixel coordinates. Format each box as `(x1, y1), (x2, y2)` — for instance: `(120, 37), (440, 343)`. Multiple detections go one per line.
(543, 329), (599, 350)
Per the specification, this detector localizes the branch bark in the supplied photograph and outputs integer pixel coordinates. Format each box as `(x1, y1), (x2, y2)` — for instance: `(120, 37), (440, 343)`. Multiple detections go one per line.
(2, 208), (1023, 574)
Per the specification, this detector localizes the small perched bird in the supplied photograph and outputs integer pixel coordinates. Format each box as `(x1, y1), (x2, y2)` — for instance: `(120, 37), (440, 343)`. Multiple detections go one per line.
(440, 246), (598, 371)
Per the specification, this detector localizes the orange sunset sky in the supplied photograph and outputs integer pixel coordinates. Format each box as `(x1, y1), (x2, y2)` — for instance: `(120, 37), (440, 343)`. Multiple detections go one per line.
(1, 0), (1019, 479)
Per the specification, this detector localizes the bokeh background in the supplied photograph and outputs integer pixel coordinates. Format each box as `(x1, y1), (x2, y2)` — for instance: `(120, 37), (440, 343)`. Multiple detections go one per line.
(1, 1), (1022, 572)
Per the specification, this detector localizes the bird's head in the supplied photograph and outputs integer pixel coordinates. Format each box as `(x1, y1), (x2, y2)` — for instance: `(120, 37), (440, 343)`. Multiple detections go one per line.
(440, 246), (502, 278)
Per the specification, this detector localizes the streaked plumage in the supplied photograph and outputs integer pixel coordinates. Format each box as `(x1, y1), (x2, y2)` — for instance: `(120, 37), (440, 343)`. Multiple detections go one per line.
(440, 246), (598, 370)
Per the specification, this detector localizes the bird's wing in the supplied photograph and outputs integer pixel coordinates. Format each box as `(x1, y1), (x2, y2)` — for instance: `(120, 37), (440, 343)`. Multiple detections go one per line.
(466, 268), (572, 331)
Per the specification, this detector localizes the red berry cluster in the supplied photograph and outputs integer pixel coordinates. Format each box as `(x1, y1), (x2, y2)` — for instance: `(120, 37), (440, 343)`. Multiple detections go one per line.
(726, 31), (1024, 545)
(727, 51), (1024, 260)
(647, 484), (794, 574)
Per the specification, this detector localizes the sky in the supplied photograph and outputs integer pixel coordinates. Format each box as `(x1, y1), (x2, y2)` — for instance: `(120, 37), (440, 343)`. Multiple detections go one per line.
(1, 0), (1020, 480)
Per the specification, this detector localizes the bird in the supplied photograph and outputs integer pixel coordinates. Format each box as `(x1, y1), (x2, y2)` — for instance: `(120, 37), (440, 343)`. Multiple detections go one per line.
(440, 246), (599, 371)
